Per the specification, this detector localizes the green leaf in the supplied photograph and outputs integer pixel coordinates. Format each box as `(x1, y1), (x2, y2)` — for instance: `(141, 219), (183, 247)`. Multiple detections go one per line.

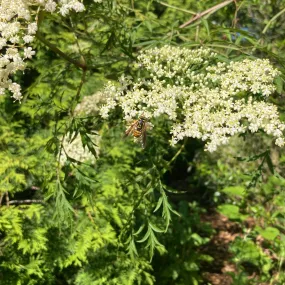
(144, 21), (153, 33)
(154, 187), (180, 231)
(256, 226), (280, 240)
(80, 133), (98, 159)
(201, 18), (210, 37)
(45, 136), (60, 154)
(137, 226), (151, 243)
(149, 222), (164, 233)
(133, 225), (145, 236)
(126, 236), (138, 259)
(153, 196), (163, 213)
(274, 76), (283, 94)
(221, 186), (246, 198)
(137, 222), (166, 260)
(218, 204), (247, 221)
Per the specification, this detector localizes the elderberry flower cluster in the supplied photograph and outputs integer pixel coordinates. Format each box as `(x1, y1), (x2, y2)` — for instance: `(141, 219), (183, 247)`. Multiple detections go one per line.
(99, 46), (285, 151)
(74, 92), (103, 116)
(0, 0), (86, 101)
(60, 133), (99, 165)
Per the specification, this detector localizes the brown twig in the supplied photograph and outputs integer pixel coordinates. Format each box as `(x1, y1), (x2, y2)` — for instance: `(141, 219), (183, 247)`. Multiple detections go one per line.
(87, 211), (94, 223)
(5, 192), (9, 206)
(179, 0), (235, 29)
(0, 193), (3, 207)
(8, 200), (45, 205)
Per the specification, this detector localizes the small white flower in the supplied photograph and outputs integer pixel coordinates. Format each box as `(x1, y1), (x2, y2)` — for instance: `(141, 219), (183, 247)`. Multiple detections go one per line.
(59, 5), (70, 16)
(35, 0), (46, 4)
(0, 88), (5, 95)
(70, 1), (85, 13)
(10, 36), (20, 43)
(275, 137), (285, 147)
(23, 35), (34, 43)
(27, 22), (38, 35)
(0, 38), (7, 49)
(9, 82), (22, 101)
(24, 47), (36, 59)
(45, 0), (57, 12)
(74, 92), (103, 116)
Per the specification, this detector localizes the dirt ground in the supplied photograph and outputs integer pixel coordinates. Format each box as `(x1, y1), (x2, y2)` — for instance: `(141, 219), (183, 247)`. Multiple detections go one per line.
(200, 211), (239, 285)
(199, 210), (271, 285)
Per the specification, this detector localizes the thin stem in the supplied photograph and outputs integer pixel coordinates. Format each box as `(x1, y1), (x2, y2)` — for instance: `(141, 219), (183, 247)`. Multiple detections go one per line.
(71, 69), (87, 116)
(195, 25), (200, 42)
(232, 0), (240, 28)
(69, 17), (86, 67)
(262, 7), (285, 34)
(165, 141), (186, 170)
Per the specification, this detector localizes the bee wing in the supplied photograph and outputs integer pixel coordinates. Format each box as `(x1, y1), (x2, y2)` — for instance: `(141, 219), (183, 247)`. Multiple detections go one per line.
(125, 121), (137, 137)
(141, 123), (147, 148)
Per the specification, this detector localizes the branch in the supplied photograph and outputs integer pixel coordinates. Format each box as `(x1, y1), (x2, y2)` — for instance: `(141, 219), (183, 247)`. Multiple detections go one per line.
(5, 192), (9, 206)
(35, 32), (87, 70)
(8, 199), (45, 205)
(179, 0), (235, 28)
(36, 33), (119, 73)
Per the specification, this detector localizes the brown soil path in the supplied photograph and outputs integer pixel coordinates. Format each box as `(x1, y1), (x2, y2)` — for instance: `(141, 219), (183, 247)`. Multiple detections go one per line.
(200, 211), (241, 285)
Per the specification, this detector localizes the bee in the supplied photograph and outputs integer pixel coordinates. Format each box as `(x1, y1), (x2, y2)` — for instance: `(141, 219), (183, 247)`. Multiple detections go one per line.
(125, 115), (148, 148)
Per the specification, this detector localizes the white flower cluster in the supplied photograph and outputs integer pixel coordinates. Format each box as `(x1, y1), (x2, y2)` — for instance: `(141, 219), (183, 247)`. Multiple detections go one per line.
(43, 0), (85, 15)
(60, 133), (99, 165)
(0, 0), (86, 101)
(74, 92), (103, 116)
(99, 46), (285, 151)
(206, 59), (280, 96)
